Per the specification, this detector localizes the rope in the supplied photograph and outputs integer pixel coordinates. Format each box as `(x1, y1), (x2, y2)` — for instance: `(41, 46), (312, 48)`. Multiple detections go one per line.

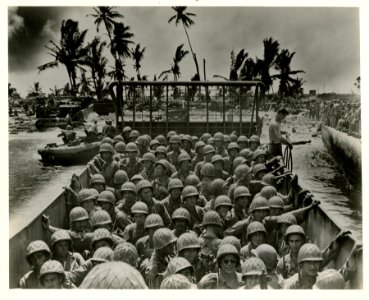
(283, 146), (293, 172)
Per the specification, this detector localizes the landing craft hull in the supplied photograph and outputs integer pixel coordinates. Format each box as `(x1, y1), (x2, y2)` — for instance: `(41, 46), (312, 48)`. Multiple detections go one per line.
(37, 141), (101, 165)
(321, 125), (361, 187)
(8, 167), (362, 288)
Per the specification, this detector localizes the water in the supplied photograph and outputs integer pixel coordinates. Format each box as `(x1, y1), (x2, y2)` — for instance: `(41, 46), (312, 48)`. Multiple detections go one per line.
(9, 119), (362, 242)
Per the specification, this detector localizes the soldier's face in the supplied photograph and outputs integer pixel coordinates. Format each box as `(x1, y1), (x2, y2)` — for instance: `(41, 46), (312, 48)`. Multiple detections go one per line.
(93, 183), (105, 193)
(217, 206), (230, 218)
(171, 143), (180, 150)
(170, 188), (182, 199)
(41, 273), (63, 289)
(249, 142), (259, 151)
(81, 199), (95, 213)
(180, 160), (190, 172)
(243, 275), (260, 289)
(141, 188), (153, 202)
(94, 239), (111, 251)
(253, 210), (269, 222)
(30, 252), (48, 269)
(220, 254), (237, 274)
(143, 160), (153, 170)
(178, 268), (193, 282)
(270, 207), (284, 217)
(300, 261), (320, 277)
(213, 161), (222, 171)
(288, 234), (304, 253)
(236, 196), (249, 209)
(101, 152), (112, 161)
(155, 165), (165, 176)
(238, 142), (247, 150)
(156, 153), (166, 160)
(228, 149), (238, 157)
(162, 242), (176, 256)
(173, 220), (187, 234)
(134, 213), (146, 226)
(54, 241), (69, 258)
(181, 249), (198, 264)
(122, 191), (136, 202)
(73, 220), (89, 233)
(250, 232), (265, 248)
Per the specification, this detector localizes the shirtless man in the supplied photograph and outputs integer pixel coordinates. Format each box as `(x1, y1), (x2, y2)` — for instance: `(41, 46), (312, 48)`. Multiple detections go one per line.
(268, 108), (293, 157)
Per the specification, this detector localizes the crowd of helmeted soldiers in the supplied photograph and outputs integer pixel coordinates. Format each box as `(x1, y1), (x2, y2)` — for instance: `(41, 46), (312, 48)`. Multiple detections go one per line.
(20, 127), (357, 289)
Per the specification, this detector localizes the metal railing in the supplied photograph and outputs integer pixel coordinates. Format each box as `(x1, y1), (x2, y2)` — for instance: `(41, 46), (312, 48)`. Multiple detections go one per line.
(109, 80), (265, 136)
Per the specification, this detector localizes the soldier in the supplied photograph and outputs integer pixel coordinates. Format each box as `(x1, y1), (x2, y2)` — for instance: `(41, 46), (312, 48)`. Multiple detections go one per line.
(229, 186), (251, 224)
(171, 152), (194, 184)
(252, 244), (282, 289)
(38, 260), (75, 289)
(223, 142), (240, 175)
(160, 178), (183, 216)
(167, 135), (185, 170)
(120, 142), (143, 179)
(194, 145), (215, 178)
(140, 152), (156, 182)
(177, 232), (207, 283)
(162, 257), (195, 282)
(112, 170), (129, 201)
(204, 178), (226, 212)
(136, 213), (164, 265)
(249, 135), (261, 152)
(240, 221), (267, 258)
(277, 225), (306, 279)
(240, 257), (271, 289)
(239, 148), (253, 167)
(152, 159), (171, 200)
(19, 240), (51, 288)
(252, 149), (267, 165)
(89, 173), (106, 193)
(191, 141), (205, 171)
(251, 163), (268, 181)
(155, 134), (166, 146)
(128, 130), (140, 143)
(96, 190), (119, 227)
(122, 201), (149, 244)
(145, 228), (177, 289)
(181, 135), (195, 159)
(184, 174), (208, 208)
(113, 134), (124, 145)
(213, 132), (228, 157)
(115, 181), (137, 223)
(276, 213), (298, 255)
(313, 269), (345, 289)
(199, 162), (216, 201)
(160, 274), (195, 289)
(149, 139), (160, 152)
(122, 127), (131, 143)
(80, 261), (148, 289)
(113, 242), (139, 268)
(182, 185), (205, 235)
(136, 179), (171, 227)
(50, 230), (85, 272)
(198, 244), (243, 289)
(172, 208), (197, 238)
(76, 188), (100, 216)
(213, 195), (233, 230)
(283, 243), (323, 289)
(211, 154), (230, 180)
(223, 135), (231, 149)
(237, 135), (248, 150)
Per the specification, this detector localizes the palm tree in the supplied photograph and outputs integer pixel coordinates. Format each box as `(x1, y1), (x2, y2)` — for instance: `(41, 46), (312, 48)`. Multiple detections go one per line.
(132, 44), (146, 80)
(290, 77), (306, 98)
(168, 6), (200, 79)
(214, 49), (249, 81)
(49, 85), (62, 97)
(159, 44), (189, 81)
(273, 49), (305, 98)
(84, 37), (108, 100)
(27, 82), (45, 98)
(354, 76), (360, 90)
(38, 19), (89, 95)
(255, 37), (280, 93)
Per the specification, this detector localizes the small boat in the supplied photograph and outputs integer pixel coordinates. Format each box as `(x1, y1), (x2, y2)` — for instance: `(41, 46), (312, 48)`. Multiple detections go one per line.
(37, 140), (101, 165)
(321, 125), (361, 187)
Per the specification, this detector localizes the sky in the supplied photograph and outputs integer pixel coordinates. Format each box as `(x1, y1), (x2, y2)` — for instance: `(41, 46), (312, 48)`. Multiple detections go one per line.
(8, 5), (361, 97)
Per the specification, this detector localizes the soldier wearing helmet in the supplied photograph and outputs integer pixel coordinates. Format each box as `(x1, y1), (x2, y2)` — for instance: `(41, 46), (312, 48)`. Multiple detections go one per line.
(122, 201), (148, 244)
(171, 152), (194, 184)
(203, 178), (226, 212)
(211, 154), (230, 180)
(149, 139), (160, 152)
(91, 228), (115, 252)
(136, 179), (171, 227)
(57, 125), (76, 145)
(145, 228), (177, 288)
(181, 134), (195, 159)
(171, 208), (197, 238)
(140, 152), (156, 182)
(160, 178), (183, 217)
(95, 143), (120, 187)
(151, 159), (171, 200)
(277, 225), (306, 279)
(199, 162), (216, 201)
(251, 163), (268, 181)
(113, 242), (139, 268)
(251, 244), (282, 289)
(116, 181), (137, 219)
(96, 190), (117, 221)
(19, 240), (51, 288)
(198, 211), (223, 263)
(112, 170), (129, 201)
(182, 185), (205, 235)
(213, 195), (233, 229)
(229, 186), (251, 224)
(237, 135), (248, 150)
(77, 188), (100, 216)
(213, 132), (228, 158)
(249, 135), (261, 152)
(128, 129), (140, 143)
(89, 174), (106, 193)
(198, 244), (243, 289)
(167, 135), (186, 170)
(223, 134), (231, 149)
(313, 269), (345, 289)
(136, 135), (150, 157)
(155, 134), (166, 146)
(283, 243), (323, 289)
(120, 142), (144, 179)
(50, 230), (85, 272)
(79, 261), (148, 289)
(38, 260), (74, 289)
(200, 132), (211, 144)
(223, 142), (240, 175)
(113, 141), (126, 162)
(194, 144), (215, 179)
(252, 149), (267, 165)
(268, 108), (292, 157)
(191, 140), (205, 170)
(184, 174), (208, 208)
(240, 257), (270, 289)
(160, 274), (195, 289)
(122, 126), (132, 143)
(155, 145), (168, 160)
(162, 257), (195, 283)
(241, 222), (267, 259)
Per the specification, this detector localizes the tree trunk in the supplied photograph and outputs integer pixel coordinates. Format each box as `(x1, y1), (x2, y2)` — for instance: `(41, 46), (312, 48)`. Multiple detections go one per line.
(183, 24), (200, 79)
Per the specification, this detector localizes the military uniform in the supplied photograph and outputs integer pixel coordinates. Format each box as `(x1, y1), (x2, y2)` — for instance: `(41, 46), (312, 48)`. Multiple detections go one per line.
(123, 222), (146, 245)
(152, 177), (170, 201)
(19, 270), (40, 289)
(101, 158), (120, 187)
(145, 198), (172, 227)
(160, 195), (182, 217)
(167, 149), (185, 170)
(277, 252), (299, 279)
(145, 250), (172, 289)
(120, 158), (144, 179)
(283, 272), (316, 289)
(141, 167), (156, 182)
(57, 251), (85, 272)
(198, 272), (243, 289)
(171, 170), (195, 185)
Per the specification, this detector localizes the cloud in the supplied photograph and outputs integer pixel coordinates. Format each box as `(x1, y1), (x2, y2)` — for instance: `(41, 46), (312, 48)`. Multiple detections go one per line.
(8, 7), (24, 38)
